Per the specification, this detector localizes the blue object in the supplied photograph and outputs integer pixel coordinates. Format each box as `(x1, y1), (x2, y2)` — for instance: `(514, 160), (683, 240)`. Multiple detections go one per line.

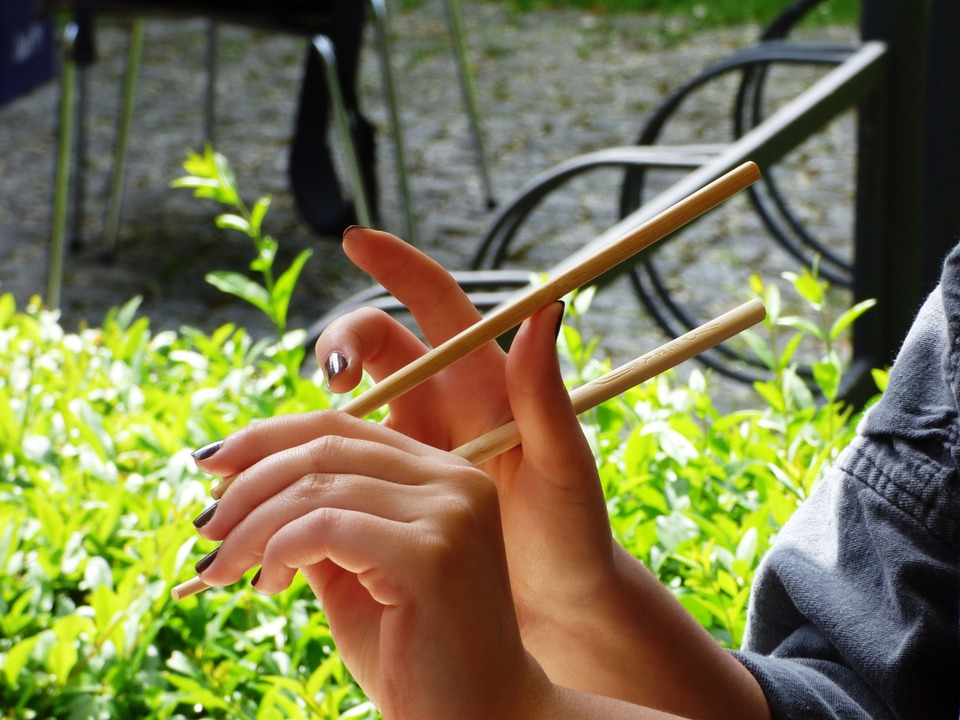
(0, 2), (54, 108)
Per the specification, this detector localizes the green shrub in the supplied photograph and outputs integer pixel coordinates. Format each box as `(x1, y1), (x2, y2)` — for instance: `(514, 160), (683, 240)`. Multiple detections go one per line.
(0, 295), (372, 719)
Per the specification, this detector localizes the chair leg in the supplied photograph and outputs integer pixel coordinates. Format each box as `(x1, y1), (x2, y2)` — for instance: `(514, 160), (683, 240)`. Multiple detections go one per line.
(311, 35), (373, 228)
(50, 23), (80, 309)
(368, 0), (417, 243)
(441, 0), (495, 209)
(102, 19), (145, 257)
(204, 20), (217, 145)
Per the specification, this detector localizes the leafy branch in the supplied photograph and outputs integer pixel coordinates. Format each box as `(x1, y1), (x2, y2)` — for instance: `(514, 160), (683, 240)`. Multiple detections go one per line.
(171, 145), (313, 340)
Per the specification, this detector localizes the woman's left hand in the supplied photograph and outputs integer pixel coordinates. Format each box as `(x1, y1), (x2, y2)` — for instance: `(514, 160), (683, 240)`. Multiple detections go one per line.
(191, 412), (550, 718)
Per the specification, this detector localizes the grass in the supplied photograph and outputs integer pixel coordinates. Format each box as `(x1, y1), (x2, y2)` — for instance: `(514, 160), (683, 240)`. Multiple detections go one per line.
(483, 0), (859, 27)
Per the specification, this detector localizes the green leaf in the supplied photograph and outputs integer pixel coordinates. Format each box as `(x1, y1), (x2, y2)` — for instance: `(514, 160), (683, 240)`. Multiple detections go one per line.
(784, 267), (825, 308)
(763, 282), (782, 324)
(739, 329), (776, 371)
(46, 636), (79, 686)
(205, 271), (273, 316)
(112, 295), (144, 332)
(212, 152), (240, 206)
(812, 361), (841, 402)
(783, 367), (815, 410)
(0, 292), (17, 325)
(165, 673), (232, 711)
(655, 512), (700, 553)
(215, 213), (251, 234)
(180, 148), (215, 178)
(271, 249), (314, 329)
(753, 380), (785, 412)
(169, 176), (216, 190)
(250, 236), (279, 274)
(872, 367), (889, 393)
(777, 315), (825, 342)
(778, 331), (805, 370)
(735, 527), (758, 565)
(3, 635), (41, 686)
(829, 298), (877, 341)
(249, 196), (272, 238)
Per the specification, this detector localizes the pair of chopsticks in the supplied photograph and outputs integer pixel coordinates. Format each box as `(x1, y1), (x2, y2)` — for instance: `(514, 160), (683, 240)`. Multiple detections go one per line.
(171, 161), (763, 601)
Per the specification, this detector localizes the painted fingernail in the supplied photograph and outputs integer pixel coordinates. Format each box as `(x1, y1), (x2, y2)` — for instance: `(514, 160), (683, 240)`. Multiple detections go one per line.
(192, 502), (218, 529)
(250, 568), (262, 587)
(192, 440), (223, 462)
(324, 351), (349, 384)
(554, 301), (566, 339)
(194, 548), (219, 574)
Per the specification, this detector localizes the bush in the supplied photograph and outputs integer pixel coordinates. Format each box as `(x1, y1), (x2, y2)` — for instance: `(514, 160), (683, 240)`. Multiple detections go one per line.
(0, 295), (373, 718)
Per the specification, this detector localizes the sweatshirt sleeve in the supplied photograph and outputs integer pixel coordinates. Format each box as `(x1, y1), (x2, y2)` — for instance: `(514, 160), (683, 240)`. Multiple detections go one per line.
(731, 274), (960, 720)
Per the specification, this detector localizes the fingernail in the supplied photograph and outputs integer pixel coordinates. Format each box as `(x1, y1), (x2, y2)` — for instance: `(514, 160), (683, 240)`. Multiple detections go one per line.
(324, 351), (349, 384)
(554, 301), (566, 340)
(192, 502), (219, 529)
(342, 225), (366, 240)
(194, 548), (219, 574)
(250, 568), (262, 587)
(192, 440), (223, 462)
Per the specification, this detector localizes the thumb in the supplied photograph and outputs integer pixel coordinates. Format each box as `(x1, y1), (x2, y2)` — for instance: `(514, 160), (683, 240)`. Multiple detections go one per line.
(505, 302), (594, 475)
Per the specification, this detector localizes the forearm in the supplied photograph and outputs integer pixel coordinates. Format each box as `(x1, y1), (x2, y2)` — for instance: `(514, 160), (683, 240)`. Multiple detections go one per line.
(529, 682), (761, 720)
(529, 545), (770, 720)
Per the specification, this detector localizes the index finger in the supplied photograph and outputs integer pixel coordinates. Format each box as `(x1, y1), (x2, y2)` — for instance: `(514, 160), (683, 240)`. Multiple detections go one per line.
(341, 227), (489, 348)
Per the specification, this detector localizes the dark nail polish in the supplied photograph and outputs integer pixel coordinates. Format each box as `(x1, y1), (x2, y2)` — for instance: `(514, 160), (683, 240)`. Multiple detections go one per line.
(250, 568), (262, 587)
(324, 351), (349, 383)
(192, 440), (223, 462)
(194, 548), (219, 574)
(554, 301), (566, 340)
(192, 502), (219, 528)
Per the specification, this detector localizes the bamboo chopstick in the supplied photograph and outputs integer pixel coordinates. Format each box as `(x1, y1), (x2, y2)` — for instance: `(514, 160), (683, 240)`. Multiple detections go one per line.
(209, 160), (761, 503)
(453, 298), (766, 465)
(334, 161), (759, 420)
(170, 298), (765, 601)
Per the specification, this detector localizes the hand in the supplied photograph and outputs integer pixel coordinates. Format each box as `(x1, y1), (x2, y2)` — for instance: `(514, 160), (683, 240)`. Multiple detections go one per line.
(312, 230), (620, 672)
(192, 412), (551, 718)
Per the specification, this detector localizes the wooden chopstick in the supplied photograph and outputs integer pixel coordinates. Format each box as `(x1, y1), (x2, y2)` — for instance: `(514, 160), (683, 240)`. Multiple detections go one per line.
(453, 299), (765, 465)
(335, 161), (759, 420)
(170, 298), (765, 601)
(209, 160), (760, 503)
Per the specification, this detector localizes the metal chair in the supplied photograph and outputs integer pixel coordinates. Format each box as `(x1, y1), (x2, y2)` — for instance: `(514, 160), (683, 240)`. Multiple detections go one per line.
(467, 0), (867, 385)
(304, 0), (884, 391)
(45, 0), (415, 309)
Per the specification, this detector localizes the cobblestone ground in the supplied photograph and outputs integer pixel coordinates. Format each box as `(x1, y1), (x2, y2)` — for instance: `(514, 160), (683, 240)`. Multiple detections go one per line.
(0, 4), (859, 405)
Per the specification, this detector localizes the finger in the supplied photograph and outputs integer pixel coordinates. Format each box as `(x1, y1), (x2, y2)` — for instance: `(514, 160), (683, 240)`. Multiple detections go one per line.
(192, 410), (441, 484)
(505, 302), (599, 482)
(504, 302), (612, 541)
(315, 306), (430, 394)
(199, 431), (453, 544)
(341, 227), (486, 347)
(250, 508), (411, 600)
(197, 471), (434, 587)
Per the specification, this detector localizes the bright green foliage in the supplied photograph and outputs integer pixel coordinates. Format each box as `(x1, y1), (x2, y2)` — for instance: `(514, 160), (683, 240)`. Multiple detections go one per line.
(171, 146), (313, 385)
(0, 294), (372, 719)
(0, 263), (879, 715)
(483, 0), (858, 28)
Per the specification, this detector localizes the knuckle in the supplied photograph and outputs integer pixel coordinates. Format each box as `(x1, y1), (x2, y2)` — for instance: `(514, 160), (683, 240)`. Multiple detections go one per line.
(420, 469), (500, 568)
(294, 472), (344, 504)
(303, 432), (348, 471)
